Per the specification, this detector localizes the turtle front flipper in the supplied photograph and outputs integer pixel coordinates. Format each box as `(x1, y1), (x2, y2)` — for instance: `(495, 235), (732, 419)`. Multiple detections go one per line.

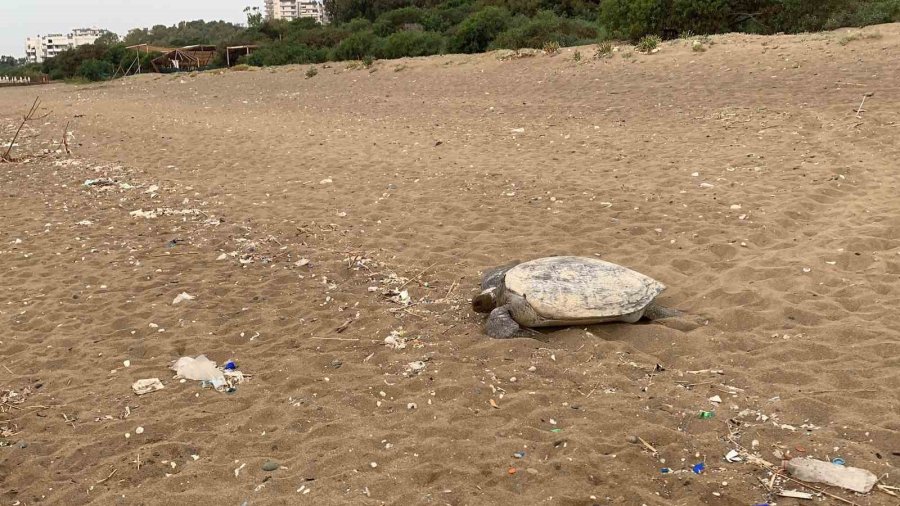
(485, 305), (539, 338)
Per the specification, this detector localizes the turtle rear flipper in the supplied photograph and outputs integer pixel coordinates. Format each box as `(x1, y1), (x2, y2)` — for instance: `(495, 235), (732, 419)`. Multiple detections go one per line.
(485, 305), (540, 338)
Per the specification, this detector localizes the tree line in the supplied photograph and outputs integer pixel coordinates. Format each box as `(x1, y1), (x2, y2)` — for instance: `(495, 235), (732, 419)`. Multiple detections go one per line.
(10, 0), (898, 81)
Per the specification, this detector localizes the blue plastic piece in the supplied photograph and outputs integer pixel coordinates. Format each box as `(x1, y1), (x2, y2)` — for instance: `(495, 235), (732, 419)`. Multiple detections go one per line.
(224, 360), (237, 370)
(692, 462), (705, 474)
(832, 457), (845, 466)
(660, 467), (671, 474)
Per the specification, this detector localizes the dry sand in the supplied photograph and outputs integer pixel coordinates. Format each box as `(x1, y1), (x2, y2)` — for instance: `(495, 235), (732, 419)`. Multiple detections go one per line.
(1, 24), (899, 505)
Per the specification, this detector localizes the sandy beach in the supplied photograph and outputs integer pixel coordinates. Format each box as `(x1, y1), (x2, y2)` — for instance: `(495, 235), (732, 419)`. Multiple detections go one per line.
(1, 24), (899, 505)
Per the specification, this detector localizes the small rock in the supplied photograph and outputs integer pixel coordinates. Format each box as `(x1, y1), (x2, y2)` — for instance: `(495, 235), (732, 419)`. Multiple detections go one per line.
(262, 460), (279, 472)
(626, 435), (639, 444)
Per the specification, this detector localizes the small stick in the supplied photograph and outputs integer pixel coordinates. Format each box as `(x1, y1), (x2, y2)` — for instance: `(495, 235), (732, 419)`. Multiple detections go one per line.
(96, 469), (117, 484)
(877, 485), (899, 498)
(855, 93), (872, 118)
(149, 252), (200, 258)
(782, 476), (858, 505)
(443, 280), (458, 301)
(2, 364), (13, 375)
(310, 336), (359, 342)
(398, 262), (438, 289)
(637, 436), (658, 454)
(335, 318), (354, 333)
(62, 121), (71, 155)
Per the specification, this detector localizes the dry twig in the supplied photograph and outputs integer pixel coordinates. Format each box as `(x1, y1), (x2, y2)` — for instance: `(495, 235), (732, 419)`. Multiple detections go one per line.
(2, 97), (51, 162)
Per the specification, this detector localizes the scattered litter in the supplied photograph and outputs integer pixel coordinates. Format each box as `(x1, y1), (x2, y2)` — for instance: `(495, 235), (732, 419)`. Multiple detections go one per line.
(294, 258), (310, 267)
(84, 178), (115, 187)
(172, 292), (196, 305)
(405, 361), (426, 375)
(692, 462), (706, 474)
(172, 355), (246, 393)
(660, 467), (671, 474)
(234, 463), (246, 477)
(708, 395), (722, 403)
(132, 378), (164, 395)
(725, 450), (742, 462)
(384, 330), (407, 350)
(387, 289), (411, 305)
(224, 360), (237, 371)
(129, 208), (201, 219)
(832, 457), (845, 466)
(699, 411), (715, 419)
(513, 451), (526, 459)
(779, 490), (814, 500)
(785, 457), (877, 493)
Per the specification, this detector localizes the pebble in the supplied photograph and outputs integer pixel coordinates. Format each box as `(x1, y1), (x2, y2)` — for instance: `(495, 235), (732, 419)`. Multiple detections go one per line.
(262, 460), (279, 472)
(527, 366), (536, 372)
(626, 435), (639, 444)
(135, 426), (144, 435)
(370, 462), (378, 468)
(407, 403), (417, 410)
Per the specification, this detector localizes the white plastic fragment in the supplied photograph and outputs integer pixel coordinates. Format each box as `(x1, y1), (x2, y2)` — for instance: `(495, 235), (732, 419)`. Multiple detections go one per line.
(384, 331), (407, 350)
(724, 450), (742, 463)
(172, 292), (196, 305)
(709, 395), (722, 403)
(132, 378), (164, 395)
(785, 458), (878, 493)
(779, 490), (813, 500)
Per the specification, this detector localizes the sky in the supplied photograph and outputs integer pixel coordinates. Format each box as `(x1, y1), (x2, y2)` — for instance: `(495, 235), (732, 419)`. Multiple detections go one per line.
(0, 0), (253, 57)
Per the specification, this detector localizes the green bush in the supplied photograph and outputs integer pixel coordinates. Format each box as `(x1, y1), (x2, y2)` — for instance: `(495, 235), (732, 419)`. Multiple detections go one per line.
(636, 34), (661, 52)
(344, 18), (373, 32)
(671, 0), (731, 35)
(78, 59), (115, 81)
(245, 42), (325, 66)
(448, 7), (511, 53)
(492, 10), (597, 49)
(378, 30), (444, 59)
(331, 31), (380, 60)
(373, 7), (426, 36)
(599, 0), (669, 41)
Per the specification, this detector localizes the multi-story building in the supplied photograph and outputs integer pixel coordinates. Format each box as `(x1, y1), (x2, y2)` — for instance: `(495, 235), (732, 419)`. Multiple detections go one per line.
(25, 27), (107, 64)
(264, 0), (328, 24)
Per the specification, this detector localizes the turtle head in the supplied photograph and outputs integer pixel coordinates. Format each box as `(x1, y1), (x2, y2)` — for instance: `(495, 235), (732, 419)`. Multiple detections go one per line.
(472, 287), (498, 313)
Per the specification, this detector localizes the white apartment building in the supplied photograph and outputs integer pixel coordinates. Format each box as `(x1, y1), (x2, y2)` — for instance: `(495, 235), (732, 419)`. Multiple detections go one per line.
(25, 27), (107, 64)
(264, 0), (328, 24)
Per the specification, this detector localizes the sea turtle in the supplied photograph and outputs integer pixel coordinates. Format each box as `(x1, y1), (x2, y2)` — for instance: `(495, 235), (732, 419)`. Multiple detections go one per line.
(472, 256), (680, 338)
